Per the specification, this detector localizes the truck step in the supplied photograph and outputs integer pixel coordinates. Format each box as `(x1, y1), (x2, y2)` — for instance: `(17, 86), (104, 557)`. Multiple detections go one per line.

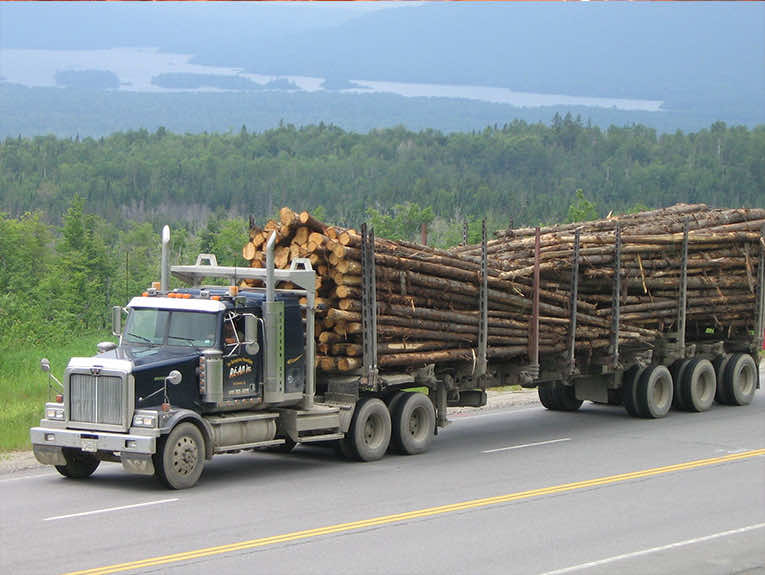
(214, 439), (286, 454)
(298, 433), (344, 443)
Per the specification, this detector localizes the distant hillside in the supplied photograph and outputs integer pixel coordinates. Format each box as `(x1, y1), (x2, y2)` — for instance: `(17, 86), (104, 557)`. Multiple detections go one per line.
(2, 121), (763, 230)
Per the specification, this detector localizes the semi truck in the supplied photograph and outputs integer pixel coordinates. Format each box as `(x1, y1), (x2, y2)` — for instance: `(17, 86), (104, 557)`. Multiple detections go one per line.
(30, 222), (763, 489)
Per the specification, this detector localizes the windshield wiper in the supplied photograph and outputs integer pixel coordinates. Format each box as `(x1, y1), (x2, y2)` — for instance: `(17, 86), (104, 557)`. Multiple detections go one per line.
(126, 332), (153, 344)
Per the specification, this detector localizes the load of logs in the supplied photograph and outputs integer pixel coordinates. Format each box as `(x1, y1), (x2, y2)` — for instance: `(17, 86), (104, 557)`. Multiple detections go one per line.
(453, 203), (765, 336)
(238, 204), (762, 376)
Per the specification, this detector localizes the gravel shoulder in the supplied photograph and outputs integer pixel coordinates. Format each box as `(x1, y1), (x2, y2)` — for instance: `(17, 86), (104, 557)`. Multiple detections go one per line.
(0, 388), (541, 477)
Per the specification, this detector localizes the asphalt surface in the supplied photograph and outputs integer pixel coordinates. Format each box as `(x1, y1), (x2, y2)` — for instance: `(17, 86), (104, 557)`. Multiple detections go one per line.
(1, 385), (764, 575)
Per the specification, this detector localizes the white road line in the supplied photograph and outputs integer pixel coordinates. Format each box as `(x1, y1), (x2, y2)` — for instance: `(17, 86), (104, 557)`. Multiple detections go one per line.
(482, 437), (571, 453)
(43, 498), (179, 522)
(538, 522), (765, 575)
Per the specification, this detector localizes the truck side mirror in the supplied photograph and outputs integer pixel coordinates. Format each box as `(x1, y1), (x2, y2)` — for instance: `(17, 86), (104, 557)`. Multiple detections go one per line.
(244, 314), (259, 355)
(112, 306), (123, 336)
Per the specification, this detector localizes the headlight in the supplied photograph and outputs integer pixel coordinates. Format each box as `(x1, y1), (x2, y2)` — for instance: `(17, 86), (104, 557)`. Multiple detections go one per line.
(132, 411), (158, 428)
(45, 406), (65, 421)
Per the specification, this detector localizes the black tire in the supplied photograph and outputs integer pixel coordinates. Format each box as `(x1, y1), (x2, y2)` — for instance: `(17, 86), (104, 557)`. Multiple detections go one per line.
(635, 364), (673, 419)
(55, 448), (100, 479)
(335, 436), (357, 460)
(386, 391), (409, 452)
(537, 382), (557, 410)
(670, 359), (691, 410)
(713, 354), (731, 404)
(552, 382), (583, 411)
(622, 365), (645, 418)
(155, 422), (206, 490)
(391, 392), (435, 455)
(679, 358), (716, 412)
(722, 353), (758, 406)
(344, 397), (391, 462)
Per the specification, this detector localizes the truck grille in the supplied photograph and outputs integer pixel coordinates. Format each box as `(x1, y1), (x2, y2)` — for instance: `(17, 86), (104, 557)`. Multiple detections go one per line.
(70, 374), (124, 425)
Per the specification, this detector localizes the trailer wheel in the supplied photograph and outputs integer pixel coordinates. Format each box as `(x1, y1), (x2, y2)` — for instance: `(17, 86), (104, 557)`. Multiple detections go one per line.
(635, 364), (673, 419)
(391, 392), (435, 455)
(537, 382), (557, 410)
(552, 382), (582, 411)
(679, 358), (716, 412)
(722, 353), (757, 406)
(155, 422), (205, 489)
(343, 398), (391, 462)
(55, 448), (100, 479)
(713, 354), (731, 404)
(622, 365), (645, 418)
(670, 359), (691, 410)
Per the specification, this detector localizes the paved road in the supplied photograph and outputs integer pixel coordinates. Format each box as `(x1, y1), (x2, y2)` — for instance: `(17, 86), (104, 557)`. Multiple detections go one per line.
(2, 389), (764, 575)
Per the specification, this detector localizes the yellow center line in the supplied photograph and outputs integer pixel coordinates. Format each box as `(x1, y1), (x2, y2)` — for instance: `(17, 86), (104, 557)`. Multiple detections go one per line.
(64, 448), (765, 575)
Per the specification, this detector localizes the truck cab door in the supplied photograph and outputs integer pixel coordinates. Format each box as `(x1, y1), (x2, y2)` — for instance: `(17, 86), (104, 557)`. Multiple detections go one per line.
(221, 313), (262, 403)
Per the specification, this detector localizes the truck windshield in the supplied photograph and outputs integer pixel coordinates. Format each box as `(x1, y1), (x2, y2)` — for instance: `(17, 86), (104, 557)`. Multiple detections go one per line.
(124, 308), (217, 348)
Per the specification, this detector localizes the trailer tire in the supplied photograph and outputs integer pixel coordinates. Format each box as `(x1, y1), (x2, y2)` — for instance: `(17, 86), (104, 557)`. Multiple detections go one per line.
(537, 382), (557, 410)
(55, 448), (100, 479)
(155, 422), (205, 490)
(670, 359), (691, 410)
(679, 358), (716, 412)
(713, 354), (731, 404)
(622, 365), (645, 418)
(552, 382), (582, 411)
(722, 353), (757, 406)
(344, 397), (391, 462)
(635, 364), (673, 419)
(391, 392), (435, 455)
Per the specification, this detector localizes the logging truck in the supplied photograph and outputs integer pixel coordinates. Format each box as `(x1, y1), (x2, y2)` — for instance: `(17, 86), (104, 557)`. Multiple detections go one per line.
(30, 218), (763, 489)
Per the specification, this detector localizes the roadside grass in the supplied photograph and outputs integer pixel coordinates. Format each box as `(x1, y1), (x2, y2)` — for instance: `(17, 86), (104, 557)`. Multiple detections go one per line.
(0, 332), (113, 452)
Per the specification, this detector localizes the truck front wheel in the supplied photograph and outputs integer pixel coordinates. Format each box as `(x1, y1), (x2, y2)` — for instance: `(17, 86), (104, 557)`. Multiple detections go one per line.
(55, 448), (100, 479)
(155, 422), (206, 489)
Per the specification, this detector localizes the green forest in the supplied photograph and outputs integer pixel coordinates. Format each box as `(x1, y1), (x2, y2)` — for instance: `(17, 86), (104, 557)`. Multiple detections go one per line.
(2, 116), (765, 347)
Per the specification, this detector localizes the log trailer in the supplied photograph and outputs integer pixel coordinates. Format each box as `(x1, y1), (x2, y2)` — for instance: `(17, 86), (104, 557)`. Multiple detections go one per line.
(30, 222), (763, 489)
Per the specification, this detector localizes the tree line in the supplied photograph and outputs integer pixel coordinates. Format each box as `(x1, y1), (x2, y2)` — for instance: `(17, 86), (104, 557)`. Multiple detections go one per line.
(2, 116), (763, 232)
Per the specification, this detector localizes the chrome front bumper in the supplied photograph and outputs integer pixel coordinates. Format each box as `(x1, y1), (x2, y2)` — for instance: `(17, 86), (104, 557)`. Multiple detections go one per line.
(30, 423), (158, 475)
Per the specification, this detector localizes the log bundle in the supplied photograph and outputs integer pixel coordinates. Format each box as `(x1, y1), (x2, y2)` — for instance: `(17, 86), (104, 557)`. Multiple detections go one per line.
(453, 204), (765, 336)
(242, 207), (673, 375)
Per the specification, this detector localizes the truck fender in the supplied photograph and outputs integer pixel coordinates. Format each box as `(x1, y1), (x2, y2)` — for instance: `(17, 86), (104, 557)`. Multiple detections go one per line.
(160, 409), (215, 460)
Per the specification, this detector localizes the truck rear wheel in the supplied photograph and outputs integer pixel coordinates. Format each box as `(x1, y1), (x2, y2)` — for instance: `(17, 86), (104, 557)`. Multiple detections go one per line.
(722, 353), (757, 406)
(670, 359), (691, 410)
(713, 354), (731, 404)
(622, 365), (645, 418)
(155, 422), (206, 489)
(391, 392), (435, 455)
(635, 364), (673, 419)
(679, 358), (716, 412)
(55, 448), (100, 479)
(342, 398), (391, 462)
